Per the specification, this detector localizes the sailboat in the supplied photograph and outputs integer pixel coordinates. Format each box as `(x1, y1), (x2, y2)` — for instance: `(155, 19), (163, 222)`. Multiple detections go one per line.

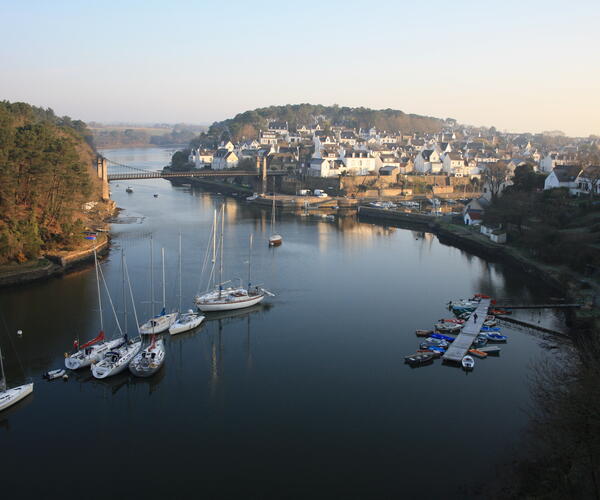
(0, 344), (33, 412)
(169, 234), (205, 335)
(91, 253), (142, 379)
(65, 249), (125, 370)
(195, 208), (269, 312)
(129, 335), (165, 377)
(139, 241), (178, 334)
(268, 196), (282, 247)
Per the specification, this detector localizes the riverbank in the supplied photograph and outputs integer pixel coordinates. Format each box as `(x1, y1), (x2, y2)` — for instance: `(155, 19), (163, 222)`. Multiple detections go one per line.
(358, 206), (598, 327)
(0, 233), (110, 288)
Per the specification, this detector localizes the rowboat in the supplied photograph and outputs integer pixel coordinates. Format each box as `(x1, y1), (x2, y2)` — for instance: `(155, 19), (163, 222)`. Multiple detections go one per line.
(486, 333), (508, 343)
(479, 346), (501, 355)
(415, 329), (433, 337)
(468, 349), (488, 359)
(405, 353), (435, 367)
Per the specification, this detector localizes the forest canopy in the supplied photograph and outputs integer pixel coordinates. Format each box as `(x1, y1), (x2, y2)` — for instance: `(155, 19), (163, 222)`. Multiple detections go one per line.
(0, 101), (97, 264)
(194, 104), (448, 146)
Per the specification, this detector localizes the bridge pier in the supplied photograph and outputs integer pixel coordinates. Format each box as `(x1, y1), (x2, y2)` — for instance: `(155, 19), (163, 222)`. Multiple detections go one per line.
(96, 155), (110, 201)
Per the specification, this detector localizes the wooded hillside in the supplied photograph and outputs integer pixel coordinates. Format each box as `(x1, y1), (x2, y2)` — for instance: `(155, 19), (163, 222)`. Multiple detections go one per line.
(201, 104), (448, 144)
(0, 101), (100, 264)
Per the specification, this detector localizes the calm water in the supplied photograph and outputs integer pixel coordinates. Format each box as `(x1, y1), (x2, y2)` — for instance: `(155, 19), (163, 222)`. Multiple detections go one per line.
(0, 148), (566, 498)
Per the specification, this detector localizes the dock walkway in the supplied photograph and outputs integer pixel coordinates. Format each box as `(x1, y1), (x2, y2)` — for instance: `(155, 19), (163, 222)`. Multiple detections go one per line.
(443, 299), (491, 363)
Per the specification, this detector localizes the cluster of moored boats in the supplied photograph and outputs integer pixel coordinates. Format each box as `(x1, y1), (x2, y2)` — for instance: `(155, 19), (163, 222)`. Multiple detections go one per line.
(1, 205), (278, 413)
(405, 294), (511, 371)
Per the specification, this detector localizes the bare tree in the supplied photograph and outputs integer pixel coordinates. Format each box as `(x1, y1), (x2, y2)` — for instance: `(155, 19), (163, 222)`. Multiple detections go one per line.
(482, 162), (510, 199)
(581, 165), (600, 197)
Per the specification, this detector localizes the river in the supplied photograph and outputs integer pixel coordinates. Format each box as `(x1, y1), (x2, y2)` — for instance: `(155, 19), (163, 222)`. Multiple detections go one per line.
(0, 147), (568, 498)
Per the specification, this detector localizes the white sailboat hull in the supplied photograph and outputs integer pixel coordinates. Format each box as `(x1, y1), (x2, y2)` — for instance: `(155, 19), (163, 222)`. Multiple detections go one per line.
(0, 383), (33, 412)
(64, 337), (125, 370)
(196, 294), (265, 312)
(91, 340), (141, 379)
(169, 313), (205, 335)
(129, 339), (166, 377)
(139, 313), (178, 335)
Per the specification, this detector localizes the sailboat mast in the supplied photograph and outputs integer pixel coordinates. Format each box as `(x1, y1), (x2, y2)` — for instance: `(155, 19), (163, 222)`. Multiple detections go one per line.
(248, 233), (253, 288)
(94, 249), (104, 332)
(178, 233), (182, 313)
(212, 209), (217, 289)
(271, 197), (275, 232)
(0, 345), (5, 392)
(150, 236), (154, 318)
(121, 249), (127, 334)
(219, 205), (224, 297)
(162, 247), (166, 312)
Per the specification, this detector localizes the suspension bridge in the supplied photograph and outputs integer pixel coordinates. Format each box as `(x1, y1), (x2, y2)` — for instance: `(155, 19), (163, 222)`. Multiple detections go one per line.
(95, 155), (285, 200)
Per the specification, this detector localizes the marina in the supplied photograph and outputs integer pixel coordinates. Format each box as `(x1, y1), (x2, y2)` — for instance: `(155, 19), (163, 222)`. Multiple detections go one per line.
(443, 299), (492, 363)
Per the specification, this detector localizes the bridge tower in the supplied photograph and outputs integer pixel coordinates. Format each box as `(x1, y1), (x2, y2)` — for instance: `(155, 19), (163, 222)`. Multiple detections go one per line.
(96, 155), (110, 201)
(261, 156), (267, 194)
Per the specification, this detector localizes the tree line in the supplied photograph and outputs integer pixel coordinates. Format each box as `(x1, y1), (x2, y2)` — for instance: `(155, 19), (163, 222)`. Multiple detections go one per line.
(0, 101), (96, 264)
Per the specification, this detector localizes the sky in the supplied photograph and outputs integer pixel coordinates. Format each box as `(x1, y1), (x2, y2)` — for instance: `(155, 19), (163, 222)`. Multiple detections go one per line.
(1, 0), (599, 136)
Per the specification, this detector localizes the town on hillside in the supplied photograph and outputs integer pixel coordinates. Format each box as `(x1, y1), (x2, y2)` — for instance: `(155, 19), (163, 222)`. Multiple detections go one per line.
(185, 119), (600, 213)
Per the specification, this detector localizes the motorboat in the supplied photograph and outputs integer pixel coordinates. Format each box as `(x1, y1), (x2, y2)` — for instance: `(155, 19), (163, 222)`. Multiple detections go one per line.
(462, 355), (475, 370)
(468, 349), (488, 359)
(129, 337), (165, 377)
(126, 186), (133, 193)
(415, 329), (433, 337)
(430, 333), (455, 342)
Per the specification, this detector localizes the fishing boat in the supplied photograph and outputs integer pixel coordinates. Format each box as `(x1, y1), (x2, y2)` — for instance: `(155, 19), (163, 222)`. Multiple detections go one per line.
(195, 210), (269, 312)
(462, 355), (475, 370)
(486, 333), (508, 343)
(268, 197), (282, 247)
(91, 337), (142, 379)
(169, 234), (205, 335)
(0, 345), (33, 412)
(129, 336), (165, 377)
(65, 250), (125, 370)
(404, 352), (435, 367)
(415, 329), (433, 337)
(139, 244), (178, 334)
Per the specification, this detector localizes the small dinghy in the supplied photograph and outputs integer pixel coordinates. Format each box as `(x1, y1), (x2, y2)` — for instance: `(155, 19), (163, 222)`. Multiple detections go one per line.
(420, 338), (449, 349)
(483, 320), (497, 327)
(415, 329), (433, 337)
(481, 326), (500, 332)
(44, 369), (66, 380)
(479, 346), (501, 356)
(126, 186), (133, 193)
(424, 345), (446, 354)
(486, 333), (507, 343)
(469, 349), (488, 359)
(153, 193), (159, 198)
(435, 322), (462, 333)
(462, 355), (475, 371)
(472, 336), (488, 348)
(417, 349), (441, 358)
(430, 333), (455, 342)
(404, 352), (435, 367)
(129, 337), (165, 377)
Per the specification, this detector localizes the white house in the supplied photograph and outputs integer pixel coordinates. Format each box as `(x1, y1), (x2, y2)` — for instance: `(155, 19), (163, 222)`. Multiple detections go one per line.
(540, 152), (578, 173)
(442, 152), (465, 175)
(340, 149), (376, 175)
(212, 149), (239, 170)
(574, 166), (600, 196)
(259, 130), (278, 145)
(268, 121), (288, 135)
(414, 149), (442, 173)
(189, 148), (214, 168)
(308, 157), (345, 177)
(543, 165), (582, 191)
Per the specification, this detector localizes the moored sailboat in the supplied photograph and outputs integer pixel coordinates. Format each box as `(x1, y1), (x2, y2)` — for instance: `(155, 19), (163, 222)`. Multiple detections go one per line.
(0, 344), (33, 412)
(268, 196), (282, 247)
(195, 208), (270, 312)
(129, 335), (165, 377)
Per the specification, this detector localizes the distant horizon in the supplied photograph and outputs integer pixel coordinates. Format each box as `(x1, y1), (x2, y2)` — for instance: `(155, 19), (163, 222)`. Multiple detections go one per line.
(2, 1), (599, 137)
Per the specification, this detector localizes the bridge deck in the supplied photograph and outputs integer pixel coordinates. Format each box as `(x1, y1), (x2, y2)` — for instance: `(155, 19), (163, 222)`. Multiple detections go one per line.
(443, 299), (491, 363)
(107, 170), (286, 181)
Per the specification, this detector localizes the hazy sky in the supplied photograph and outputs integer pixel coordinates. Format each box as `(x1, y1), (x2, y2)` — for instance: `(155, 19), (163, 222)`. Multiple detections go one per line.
(1, 0), (599, 136)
